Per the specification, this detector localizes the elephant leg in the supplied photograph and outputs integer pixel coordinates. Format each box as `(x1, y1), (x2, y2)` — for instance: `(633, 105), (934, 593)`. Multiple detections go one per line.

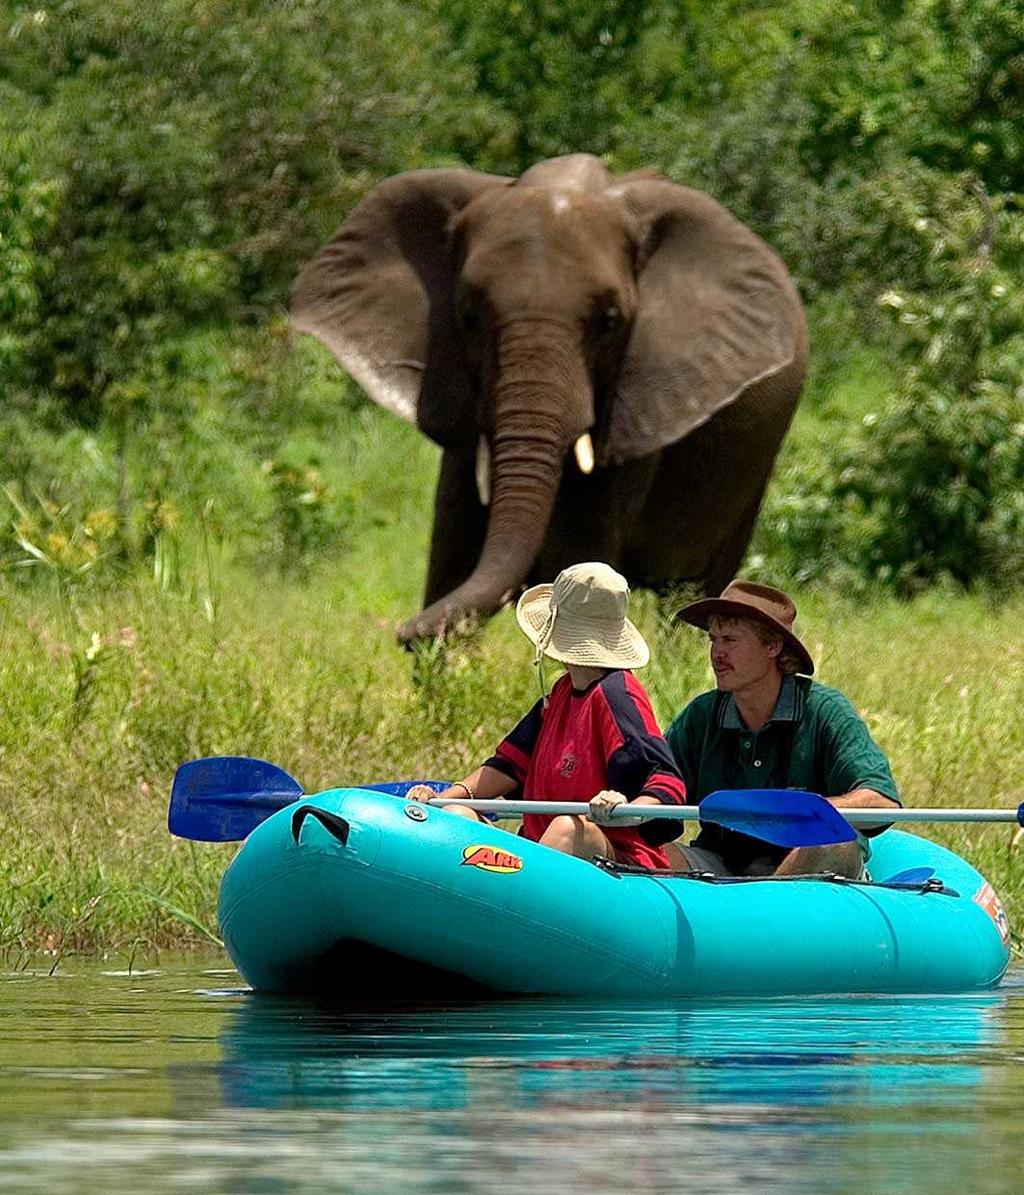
(624, 390), (793, 592)
(701, 486), (766, 596)
(423, 449), (488, 606)
(697, 380), (800, 594)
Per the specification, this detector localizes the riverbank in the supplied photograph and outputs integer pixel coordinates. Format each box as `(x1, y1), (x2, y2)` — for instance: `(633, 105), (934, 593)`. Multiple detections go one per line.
(3, 537), (1023, 956)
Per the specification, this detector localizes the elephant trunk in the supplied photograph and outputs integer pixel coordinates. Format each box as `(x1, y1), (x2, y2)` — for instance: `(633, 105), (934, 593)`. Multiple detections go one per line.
(397, 323), (591, 642)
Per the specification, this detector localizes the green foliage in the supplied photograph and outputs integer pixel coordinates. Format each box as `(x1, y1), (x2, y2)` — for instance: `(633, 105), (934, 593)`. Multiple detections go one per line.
(2, 482), (117, 588)
(1, 0), (482, 414)
(762, 174), (1024, 593)
(263, 457), (352, 578)
(438, 0), (687, 172)
(628, 1), (1024, 301)
(2, 555), (1023, 951)
(785, 0), (1024, 193)
(0, 323), (372, 583)
(0, 128), (62, 389)
(4, 0), (1024, 599)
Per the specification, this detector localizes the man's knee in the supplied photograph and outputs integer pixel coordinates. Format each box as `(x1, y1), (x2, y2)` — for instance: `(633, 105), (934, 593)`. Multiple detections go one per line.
(777, 841), (862, 878)
(662, 841), (688, 870)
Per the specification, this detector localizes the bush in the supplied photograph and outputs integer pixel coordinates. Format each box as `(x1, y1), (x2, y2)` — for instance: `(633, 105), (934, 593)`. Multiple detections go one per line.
(0, 324), (365, 583)
(1, 0), (491, 414)
(761, 174), (1024, 593)
(5, 0), (1024, 601)
(0, 127), (62, 393)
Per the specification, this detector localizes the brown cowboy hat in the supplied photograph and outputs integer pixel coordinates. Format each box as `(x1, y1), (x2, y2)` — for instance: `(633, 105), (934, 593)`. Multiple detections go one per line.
(678, 580), (815, 675)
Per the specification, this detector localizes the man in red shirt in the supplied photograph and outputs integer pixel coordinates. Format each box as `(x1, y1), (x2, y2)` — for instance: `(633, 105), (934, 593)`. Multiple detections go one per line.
(408, 562), (686, 867)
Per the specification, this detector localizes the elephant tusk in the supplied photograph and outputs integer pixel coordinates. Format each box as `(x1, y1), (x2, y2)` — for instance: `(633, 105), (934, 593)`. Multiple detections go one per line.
(573, 433), (595, 475)
(475, 436), (491, 506)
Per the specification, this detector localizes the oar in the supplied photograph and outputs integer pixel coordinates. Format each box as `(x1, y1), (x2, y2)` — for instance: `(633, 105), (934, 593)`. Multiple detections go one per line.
(169, 757), (304, 842)
(169, 759), (843, 845)
(168, 756), (448, 842)
(433, 788), (860, 847)
(169, 759), (858, 846)
(169, 757), (1024, 847)
(441, 793), (1024, 839)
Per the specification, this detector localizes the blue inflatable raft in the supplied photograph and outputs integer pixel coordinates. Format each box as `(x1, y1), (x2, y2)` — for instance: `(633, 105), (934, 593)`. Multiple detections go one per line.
(219, 786), (1011, 996)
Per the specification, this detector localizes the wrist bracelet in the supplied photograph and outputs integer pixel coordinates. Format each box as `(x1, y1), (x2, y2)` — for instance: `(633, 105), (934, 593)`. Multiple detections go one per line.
(452, 780), (475, 799)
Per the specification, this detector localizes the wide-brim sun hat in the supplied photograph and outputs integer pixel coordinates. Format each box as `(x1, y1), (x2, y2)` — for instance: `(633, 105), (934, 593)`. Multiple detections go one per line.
(678, 579), (815, 675)
(516, 562), (650, 669)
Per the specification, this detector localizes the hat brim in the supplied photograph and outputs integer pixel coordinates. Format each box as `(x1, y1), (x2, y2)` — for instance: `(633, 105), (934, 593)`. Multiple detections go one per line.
(516, 583), (650, 669)
(678, 597), (814, 675)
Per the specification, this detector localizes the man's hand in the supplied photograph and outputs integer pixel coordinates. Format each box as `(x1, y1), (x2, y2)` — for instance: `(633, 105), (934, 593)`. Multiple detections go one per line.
(588, 790), (643, 827)
(406, 785), (438, 803)
(829, 788), (899, 830)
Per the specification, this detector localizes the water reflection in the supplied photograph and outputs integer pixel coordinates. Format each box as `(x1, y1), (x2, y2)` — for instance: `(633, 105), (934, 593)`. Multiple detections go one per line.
(218, 992), (1000, 1115)
(211, 990), (1021, 1193)
(2, 963), (1024, 1194)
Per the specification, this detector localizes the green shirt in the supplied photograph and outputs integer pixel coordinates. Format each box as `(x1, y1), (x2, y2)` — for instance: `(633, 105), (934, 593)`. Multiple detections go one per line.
(664, 675), (900, 870)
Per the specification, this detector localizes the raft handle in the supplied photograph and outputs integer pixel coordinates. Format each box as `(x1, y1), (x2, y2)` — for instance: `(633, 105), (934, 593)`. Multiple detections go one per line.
(291, 806), (351, 847)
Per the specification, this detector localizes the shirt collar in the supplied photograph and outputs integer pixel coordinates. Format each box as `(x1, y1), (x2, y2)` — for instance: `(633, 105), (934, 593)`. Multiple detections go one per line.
(718, 674), (800, 730)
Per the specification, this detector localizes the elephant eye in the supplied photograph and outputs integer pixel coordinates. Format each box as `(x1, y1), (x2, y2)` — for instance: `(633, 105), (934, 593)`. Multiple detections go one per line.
(592, 303), (623, 340)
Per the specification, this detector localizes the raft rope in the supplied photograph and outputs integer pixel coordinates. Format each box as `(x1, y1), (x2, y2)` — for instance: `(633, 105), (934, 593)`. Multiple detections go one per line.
(592, 857), (960, 897)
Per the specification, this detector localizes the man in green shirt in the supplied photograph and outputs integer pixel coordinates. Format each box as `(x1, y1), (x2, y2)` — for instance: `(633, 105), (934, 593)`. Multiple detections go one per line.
(664, 580), (900, 877)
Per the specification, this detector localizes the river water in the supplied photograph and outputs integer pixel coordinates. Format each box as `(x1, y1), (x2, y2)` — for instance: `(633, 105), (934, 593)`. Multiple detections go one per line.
(1, 958), (1023, 1193)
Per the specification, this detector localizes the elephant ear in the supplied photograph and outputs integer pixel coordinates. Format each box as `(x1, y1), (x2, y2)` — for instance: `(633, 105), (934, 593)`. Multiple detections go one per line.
(291, 169), (511, 445)
(605, 179), (804, 464)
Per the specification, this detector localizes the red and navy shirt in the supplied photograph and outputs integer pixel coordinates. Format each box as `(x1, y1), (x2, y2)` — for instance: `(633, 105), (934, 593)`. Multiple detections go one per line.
(483, 670), (687, 869)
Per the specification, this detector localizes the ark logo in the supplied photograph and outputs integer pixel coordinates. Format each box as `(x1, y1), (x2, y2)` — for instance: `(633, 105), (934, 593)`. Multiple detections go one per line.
(461, 844), (523, 874)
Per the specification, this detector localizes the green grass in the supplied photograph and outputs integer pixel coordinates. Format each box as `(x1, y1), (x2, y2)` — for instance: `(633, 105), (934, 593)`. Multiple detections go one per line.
(3, 358), (1024, 958)
(2, 424), (1023, 956)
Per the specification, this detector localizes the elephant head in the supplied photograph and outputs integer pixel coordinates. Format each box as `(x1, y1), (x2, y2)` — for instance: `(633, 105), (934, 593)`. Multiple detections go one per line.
(291, 154), (803, 641)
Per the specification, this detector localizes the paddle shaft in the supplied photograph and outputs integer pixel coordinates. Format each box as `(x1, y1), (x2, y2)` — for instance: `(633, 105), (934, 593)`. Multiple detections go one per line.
(431, 798), (1024, 826)
(433, 799), (701, 820)
(168, 755), (1024, 846)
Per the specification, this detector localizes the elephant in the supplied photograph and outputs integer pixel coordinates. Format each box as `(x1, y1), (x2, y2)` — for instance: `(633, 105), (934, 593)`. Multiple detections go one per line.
(291, 153), (807, 642)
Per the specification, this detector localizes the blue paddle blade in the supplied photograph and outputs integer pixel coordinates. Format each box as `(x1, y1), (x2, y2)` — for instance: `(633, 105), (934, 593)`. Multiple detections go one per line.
(878, 867), (935, 887)
(168, 756), (304, 842)
(700, 789), (858, 847)
(358, 780), (450, 798)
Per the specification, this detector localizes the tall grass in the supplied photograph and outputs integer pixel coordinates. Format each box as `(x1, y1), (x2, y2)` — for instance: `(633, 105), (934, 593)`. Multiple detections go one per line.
(3, 405), (1023, 955)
